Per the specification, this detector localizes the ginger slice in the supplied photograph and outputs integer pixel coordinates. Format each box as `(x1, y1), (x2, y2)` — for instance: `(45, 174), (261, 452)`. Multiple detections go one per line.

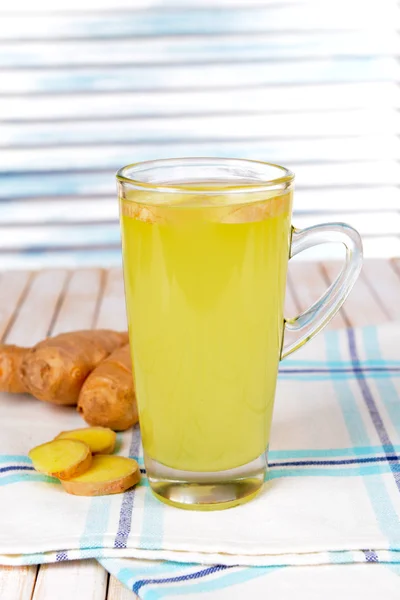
(121, 200), (164, 224)
(61, 455), (140, 496)
(55, 427), (116, 455)
(29, 439), (92, 480)
(221, 192), (292, 224)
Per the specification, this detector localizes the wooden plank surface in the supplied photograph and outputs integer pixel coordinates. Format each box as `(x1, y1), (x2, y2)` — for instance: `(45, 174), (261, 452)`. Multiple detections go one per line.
(0, 269), (111, 600)
(108, 576), (138, 600)
(284, 270), (299, 317)
(0, 271), (32, 339)
(6, 269), (68, 346)
(31, 268), (128, 600)
(33, 562), (108, 600)
(96, 268), (127, 331)
(288, 261), (346, 330)
(0, 260), (399, 600)
(0, 565), (38, 600)
(29, 269), (113, 600)
(0, 269), (69, 599)
(322, 261), (390, 327)
(51, 269), (104, 335)
(362, 259), (400, 321)
(392, 258), (400, 281)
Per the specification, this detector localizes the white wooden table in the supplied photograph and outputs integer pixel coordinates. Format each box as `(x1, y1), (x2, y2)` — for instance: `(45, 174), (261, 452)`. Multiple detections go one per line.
(0, 259), (399, 599)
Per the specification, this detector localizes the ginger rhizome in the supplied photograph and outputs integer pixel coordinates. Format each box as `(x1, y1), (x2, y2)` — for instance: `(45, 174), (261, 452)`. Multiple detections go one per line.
(0, 330), (138, 432)
(0, 329), (129, 406)
(78, 344), (138, 431)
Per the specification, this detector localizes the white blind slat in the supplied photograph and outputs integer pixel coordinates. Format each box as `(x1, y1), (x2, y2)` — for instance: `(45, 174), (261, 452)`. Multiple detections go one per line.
(0, 162), (399, 200)
(1, 60), (398, 94)
(2, 84), (397, 121)
(2, 33), (399, 68)
(2, 111), (399, 147)
(0, 0), (394, 12)
(2, 137), (400, 171)
(0, 4), (398, 40)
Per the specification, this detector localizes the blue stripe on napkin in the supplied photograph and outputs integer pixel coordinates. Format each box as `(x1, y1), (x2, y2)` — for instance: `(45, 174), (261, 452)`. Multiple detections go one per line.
(114, 424), (142, 549)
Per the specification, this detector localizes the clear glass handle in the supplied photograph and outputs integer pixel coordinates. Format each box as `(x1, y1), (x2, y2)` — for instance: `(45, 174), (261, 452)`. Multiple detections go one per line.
(281, 223), (363, 360)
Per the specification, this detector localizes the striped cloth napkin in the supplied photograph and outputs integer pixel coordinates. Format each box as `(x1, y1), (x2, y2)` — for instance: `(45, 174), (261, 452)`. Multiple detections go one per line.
(1, 324), (400, 598)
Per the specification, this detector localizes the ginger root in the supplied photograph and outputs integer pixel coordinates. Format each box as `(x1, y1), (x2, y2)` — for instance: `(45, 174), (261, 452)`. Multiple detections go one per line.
(29, 439), (92, 480)
(0, 345), (29, 393)
(0, 329), (128, 406)
(55, 427), (116, 455)
(60, 455), (140, 496)
(77, 344), (138, 431)
(0, 331), (139, 434)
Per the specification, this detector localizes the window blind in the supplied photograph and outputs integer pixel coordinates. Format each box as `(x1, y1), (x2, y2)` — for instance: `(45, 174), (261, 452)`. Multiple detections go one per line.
(1, 0), (399, 268)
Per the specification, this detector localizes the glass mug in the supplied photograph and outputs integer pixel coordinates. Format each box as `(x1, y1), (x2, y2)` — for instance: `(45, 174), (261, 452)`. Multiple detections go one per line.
(117, 158), (363, 510)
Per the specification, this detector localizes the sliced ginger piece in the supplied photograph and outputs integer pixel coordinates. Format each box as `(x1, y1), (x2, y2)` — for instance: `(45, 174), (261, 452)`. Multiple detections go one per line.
(29, 439), (92, 480)
(221, 192), (292, 224)
(55, 427), (116, 455)
(120, 200), (165, 224)
(61, 455), (140, 496)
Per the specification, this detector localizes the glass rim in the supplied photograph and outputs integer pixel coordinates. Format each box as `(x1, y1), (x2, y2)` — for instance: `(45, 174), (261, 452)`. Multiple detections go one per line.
(116, 157), (294, 195)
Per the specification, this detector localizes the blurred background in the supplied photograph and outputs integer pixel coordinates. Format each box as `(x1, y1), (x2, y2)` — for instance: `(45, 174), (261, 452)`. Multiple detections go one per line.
(1, 0), (399, 269)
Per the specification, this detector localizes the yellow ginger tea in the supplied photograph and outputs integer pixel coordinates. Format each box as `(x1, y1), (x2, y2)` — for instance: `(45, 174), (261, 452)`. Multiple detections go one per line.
(121, 183), (292, 472)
